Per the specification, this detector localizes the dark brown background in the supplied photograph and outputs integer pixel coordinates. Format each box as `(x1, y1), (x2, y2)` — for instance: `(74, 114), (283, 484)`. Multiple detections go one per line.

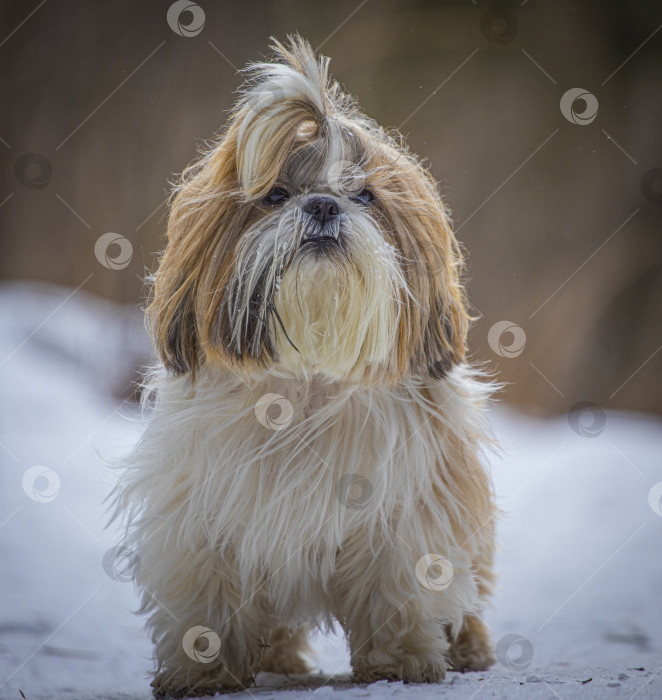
(1, 0), (661, 414)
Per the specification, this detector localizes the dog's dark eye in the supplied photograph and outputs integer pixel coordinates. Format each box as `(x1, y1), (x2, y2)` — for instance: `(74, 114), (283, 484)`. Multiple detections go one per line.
(354, 188), (375, 205)
(264, 186), (290, 206)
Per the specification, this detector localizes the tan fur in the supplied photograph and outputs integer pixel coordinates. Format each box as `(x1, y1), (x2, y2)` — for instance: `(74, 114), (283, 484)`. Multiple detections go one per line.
(259, 625), (311, 675)
(113, 36), (497, 697)
(448, 615), (496, 672)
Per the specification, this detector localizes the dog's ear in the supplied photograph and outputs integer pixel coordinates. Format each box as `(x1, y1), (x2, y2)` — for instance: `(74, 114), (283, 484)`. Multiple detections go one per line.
(418, 195), (470, 379)
(372, 152), (470, 380)
(422, 259), (469, 380)
(147, 246), (200, 377)
(147, 197), (206, 376)
(147, 146), (239, 376)
(409, 219), (470, 380)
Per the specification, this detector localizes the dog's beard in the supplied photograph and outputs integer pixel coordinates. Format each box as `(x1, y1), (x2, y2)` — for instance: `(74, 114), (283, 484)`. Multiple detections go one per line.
(221, 199), (409, 381)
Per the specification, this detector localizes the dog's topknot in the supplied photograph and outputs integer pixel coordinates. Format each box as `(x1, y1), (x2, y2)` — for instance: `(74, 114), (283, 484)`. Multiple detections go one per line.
(242, 36), (331, 117)
(234, 35), (345, 198)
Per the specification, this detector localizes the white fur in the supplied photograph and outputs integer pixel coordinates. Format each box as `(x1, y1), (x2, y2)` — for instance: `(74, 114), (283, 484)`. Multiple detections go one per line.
(113, 364), (493, 689)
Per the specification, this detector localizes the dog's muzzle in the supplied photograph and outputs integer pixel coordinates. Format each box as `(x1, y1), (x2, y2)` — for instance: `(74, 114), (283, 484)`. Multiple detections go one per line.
(301, 196), (341, 243)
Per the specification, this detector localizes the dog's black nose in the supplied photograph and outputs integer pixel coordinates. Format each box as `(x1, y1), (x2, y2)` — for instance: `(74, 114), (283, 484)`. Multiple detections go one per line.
(303, 196), (340, 226)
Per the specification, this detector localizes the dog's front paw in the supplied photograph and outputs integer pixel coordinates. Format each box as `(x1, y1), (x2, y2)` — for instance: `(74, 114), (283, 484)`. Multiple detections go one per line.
(448, 615), (495, 672)
(258, 625), (311, 675)
(151, 669), (252, 698)
(352, 654), (446, 684)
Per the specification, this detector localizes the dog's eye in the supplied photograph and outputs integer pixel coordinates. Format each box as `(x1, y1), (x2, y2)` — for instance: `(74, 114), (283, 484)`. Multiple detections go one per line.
(354, 188), (375, 205)
(264, 186), (290, 206)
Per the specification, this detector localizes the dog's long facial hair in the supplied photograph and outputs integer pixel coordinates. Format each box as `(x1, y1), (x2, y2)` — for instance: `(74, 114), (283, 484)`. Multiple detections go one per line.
(114, 36), (497, 698)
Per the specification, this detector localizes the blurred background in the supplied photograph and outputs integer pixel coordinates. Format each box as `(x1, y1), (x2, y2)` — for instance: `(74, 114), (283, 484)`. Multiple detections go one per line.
(1, 0), (661, 415)
(2, 3), (662, 698)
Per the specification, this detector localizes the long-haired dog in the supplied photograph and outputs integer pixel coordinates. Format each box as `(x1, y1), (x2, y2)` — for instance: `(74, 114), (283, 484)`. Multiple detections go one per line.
(113, 36), (496, 697)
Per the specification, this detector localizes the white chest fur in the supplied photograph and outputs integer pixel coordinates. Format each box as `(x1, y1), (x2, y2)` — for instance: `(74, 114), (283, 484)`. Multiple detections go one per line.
(117, 365), (492, 620)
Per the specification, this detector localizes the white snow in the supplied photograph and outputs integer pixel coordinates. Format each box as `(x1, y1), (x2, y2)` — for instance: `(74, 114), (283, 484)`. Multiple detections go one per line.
(1, 282), (661, 700)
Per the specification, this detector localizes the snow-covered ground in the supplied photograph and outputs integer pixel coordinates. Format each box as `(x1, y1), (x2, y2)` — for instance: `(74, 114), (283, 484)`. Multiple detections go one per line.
(1, 283), (661, 700)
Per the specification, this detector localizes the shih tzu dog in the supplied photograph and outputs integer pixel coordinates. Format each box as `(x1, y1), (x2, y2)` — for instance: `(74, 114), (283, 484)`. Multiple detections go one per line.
(113, 36), (496, 697)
